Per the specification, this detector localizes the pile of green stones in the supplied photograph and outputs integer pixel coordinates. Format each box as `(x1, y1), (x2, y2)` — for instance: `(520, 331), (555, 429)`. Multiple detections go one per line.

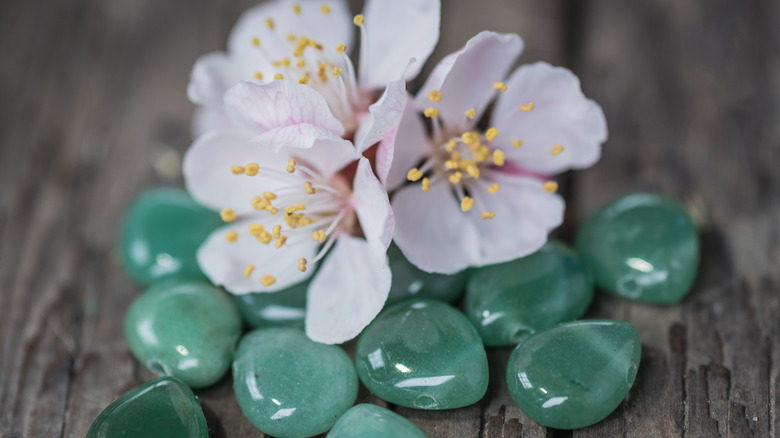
(87, 190), (699, 437)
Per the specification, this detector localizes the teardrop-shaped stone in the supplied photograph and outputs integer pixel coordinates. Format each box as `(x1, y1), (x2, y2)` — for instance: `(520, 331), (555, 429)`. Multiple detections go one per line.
(575, 193), (699, 303)
(233, 279), (308, 329)
(506, 320), (641, 429)
(125, 280), (242, 388)
(233, 328), (358, 438)
(464, 241), (594, 346)
(87, 376), (208, 438)
(356, 300), (489, 410)
(119, 188), (223, 285)
(386, 244), (469, 305)
(327, 404), (428, 438)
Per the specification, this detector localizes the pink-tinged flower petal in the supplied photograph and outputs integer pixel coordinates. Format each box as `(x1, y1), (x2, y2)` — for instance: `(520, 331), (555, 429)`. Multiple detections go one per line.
(361, 0), (440, 88)
(224, 81), (346, 149)
(354, 78), (406, 156)
(383, 98), (430, 191)
(492, 62), (607, 174)
(392, 180), (481, 274)
(306, 233), (391, 344)
(414, 31), (524, 129)
(191, 106), (236, 137)
(351, 157), (394, 253)
(293, 137), (358, 178)
(183, 130), (295, 214)
(188, 52), (243, 108)
(197, 219), (319, 295)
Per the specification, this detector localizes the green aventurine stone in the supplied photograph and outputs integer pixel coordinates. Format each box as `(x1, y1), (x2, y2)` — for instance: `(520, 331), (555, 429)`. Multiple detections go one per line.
(506, 320), (641, 429)
(119, 188), (223, 285)
(575, 193), (699, 303)
(464, 241), (594, 347)
(125, 281), (242, 388)
(233, 328), (358, 438)
(386, 244), (469, 305)
(327, 404), (428, 438)
(87, 376), (207, 438)
(233, 279), (309, 329)
(356, 300), (489, 410)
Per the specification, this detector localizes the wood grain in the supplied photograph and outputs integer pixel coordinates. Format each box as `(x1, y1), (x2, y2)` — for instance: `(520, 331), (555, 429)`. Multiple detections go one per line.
(0, 0), (777, 437)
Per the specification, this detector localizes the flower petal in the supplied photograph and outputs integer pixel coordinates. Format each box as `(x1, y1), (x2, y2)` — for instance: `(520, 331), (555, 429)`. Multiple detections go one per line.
(351, 157), (394, 253)
(306, 233), (391, 344)
(492, 62), (608, 174)
(353, 77), (406, 156)
(188, 52), (243, 108)
(224, 81), (346, 149)
(191, 106), (236, 137)
(414, 31), (524, 129)
(382, 98), (430, 191)
(197, 219), (319, 295)
(361, 0), (440, 87)
(293, 137), (358, 178)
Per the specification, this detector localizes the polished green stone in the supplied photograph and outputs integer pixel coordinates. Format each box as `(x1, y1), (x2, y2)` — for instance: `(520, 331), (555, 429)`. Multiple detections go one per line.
(506, 320), (641, 429)
(327, 404), (428, 438)
(233, 328), (358, 438)
(575, 193), (699, 303)
(356, 300), (489, 410)
(464, 241), (594, 347)
(119, 188), (223, 285)
(386, 244), (469, 305)
(233, 279), (308, 329)
(125, 280), (242, 388)
(87, 376), (207, 438)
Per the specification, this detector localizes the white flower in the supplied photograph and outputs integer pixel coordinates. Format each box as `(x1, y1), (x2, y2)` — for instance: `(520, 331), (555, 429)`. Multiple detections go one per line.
(386, 31), (608, 274)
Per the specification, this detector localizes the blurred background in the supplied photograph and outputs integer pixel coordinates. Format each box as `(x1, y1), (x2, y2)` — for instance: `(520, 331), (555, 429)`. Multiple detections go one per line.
(1, 0), (778, 436)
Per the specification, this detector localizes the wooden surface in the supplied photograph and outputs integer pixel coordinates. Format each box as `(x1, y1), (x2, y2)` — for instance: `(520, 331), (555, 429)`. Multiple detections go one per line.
(1, 0), (778, 436)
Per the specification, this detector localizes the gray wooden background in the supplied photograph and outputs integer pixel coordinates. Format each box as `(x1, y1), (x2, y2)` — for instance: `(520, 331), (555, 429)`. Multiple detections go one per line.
(1, 0), (778, 436)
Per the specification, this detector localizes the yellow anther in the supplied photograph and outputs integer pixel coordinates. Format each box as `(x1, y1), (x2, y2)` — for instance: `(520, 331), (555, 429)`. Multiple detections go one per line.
(444, 160), (459, 170)
(249, 224), (264, 236)
(287, 160), (296, 173)
(336, 44), (347, 53)
(551, 144), (564, 156)
(272, 225), (282, 238)
(296, 58), (306, 68)
(320, 4), (331, 13)
(274, 73), (284, 80)
(253, 72), (263, 81)
(231, 165), (245, 174)
(251, 37), (261, 47)
(428, 89), (442, 103)
(281, 58), (291, 67)
(298, 258), (308, 272)
(543, 181), (559, 194)
(421, 177), (431, 192)
(298, 265), (307, 272)
(449, 172), (463, 184)
(462, 131), (480, 146)
(482, 211), (496, 220)
(245, 163), (260, 176)
(406, 168), (424, 182)
(225, 231), (239, 242)
(267, 206), (279, 215)
(353, 14), (364, 26)
(312, 230), (326, 242)
(287, 33), (296, 42)
(275, 236), (288, 249)
(493, 150), (505, 166)
(445, 139), (457, 152)
(331, 67), (343, 77)
(220, 208), (236, 222)
(460, 197), (475, 212)
(493, 82), (507, 92)
(488, 183), (500, 194)
(512, 140), (524, 148)
(464, 162), (480, 179)
(485, 127), (498, 142)
(253, 200), (269, 211)
(474, 145), (490, 162)
(257, 231), (273, 244)
(244, 265), (255, 278)
(292, 4), (302, 14)
(304, 181), (316, 194)
(423, 107), (439, 118)
(465, 108), (476, 119)
(265, 18), (275, 30)
(251, 196), (263, 206)
(298, 76), (309, 84)
(521, 102), (535, 112)
(261, 275), (276, 286)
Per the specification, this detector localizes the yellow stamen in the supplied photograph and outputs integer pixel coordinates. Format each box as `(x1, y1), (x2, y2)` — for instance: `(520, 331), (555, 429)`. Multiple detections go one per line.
(251, 37), (260, 47)
(296, 58), (306, 68)
(292, 4), (302, 14)
(231, 165), (245, 174)
(488, 183), (500, 194)
(249, 224), (264, 236)
(449, 172), (463, 184)
(464, 162), (480, 179)
(482, 211), (496, 220)
(245, 163), (259, 176)
(444, 159), (459, 170)
(312, 230), (326, 242)
(220, 208), (236, 222)
(465, 108), (476, 119)
(287, 33), (296, 42)
(304, 181), (316, 194)
(512, 140), (524, 148)
(543, 181), (559, 193)
(272, 225), (282, 239)
(331, 67), (343, 77)
(336, 44), (347, 53)
(253, 72), (263, 81)
(493, 82), (507, 92)
(353, 14), (364, 26)
(244, 265), (255, 278)
(421, 177), (430, 192)
(266, 206), (279, 215)
(462, 131), (480, 146)
(521, 102), (535, 112)
(257, 231), (273, 244)
(225, 231), (239, 242)
(298, 258), (308, 272)
(298, 76), (309, 84)
(274, 73), (284, 80)
(493, 150), (505, 166)
(551, 144), (564, 156)
(287, 160), (296, 173)
(428, 89), (442, 103)
(265, 18), (275, 30)
(474, 145), (490, 162)
(261, 275), (276, 286)
(485, 127), (498, 142)
(423, 106), (439, 118)
(445, 139), (457, 152)
(406, 168), (423, 182)
(320, 4), (331, 14)
(281, 58), (291, 67)
(460, 197), (475, 212)
(275, 236), (288, 249)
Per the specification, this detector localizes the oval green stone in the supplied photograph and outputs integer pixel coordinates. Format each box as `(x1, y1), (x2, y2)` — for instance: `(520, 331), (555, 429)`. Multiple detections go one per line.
(327, 404), (428, 438)
(125, 280), (242, 388)
(386, 244), (469, 305)
(356, 300), (489, 410)
(464, 240), (594, 347)
(233, 279), (308, 329)
(87, 376), (207, 438)
(506, 320), (641, 429)
(119, 188), (223, 285)
(575, 193), (699, 303)
(233, 328), (358, 438)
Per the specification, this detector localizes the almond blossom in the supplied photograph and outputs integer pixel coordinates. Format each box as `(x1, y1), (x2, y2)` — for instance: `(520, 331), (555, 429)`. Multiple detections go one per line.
(386, 31), (608, 274)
